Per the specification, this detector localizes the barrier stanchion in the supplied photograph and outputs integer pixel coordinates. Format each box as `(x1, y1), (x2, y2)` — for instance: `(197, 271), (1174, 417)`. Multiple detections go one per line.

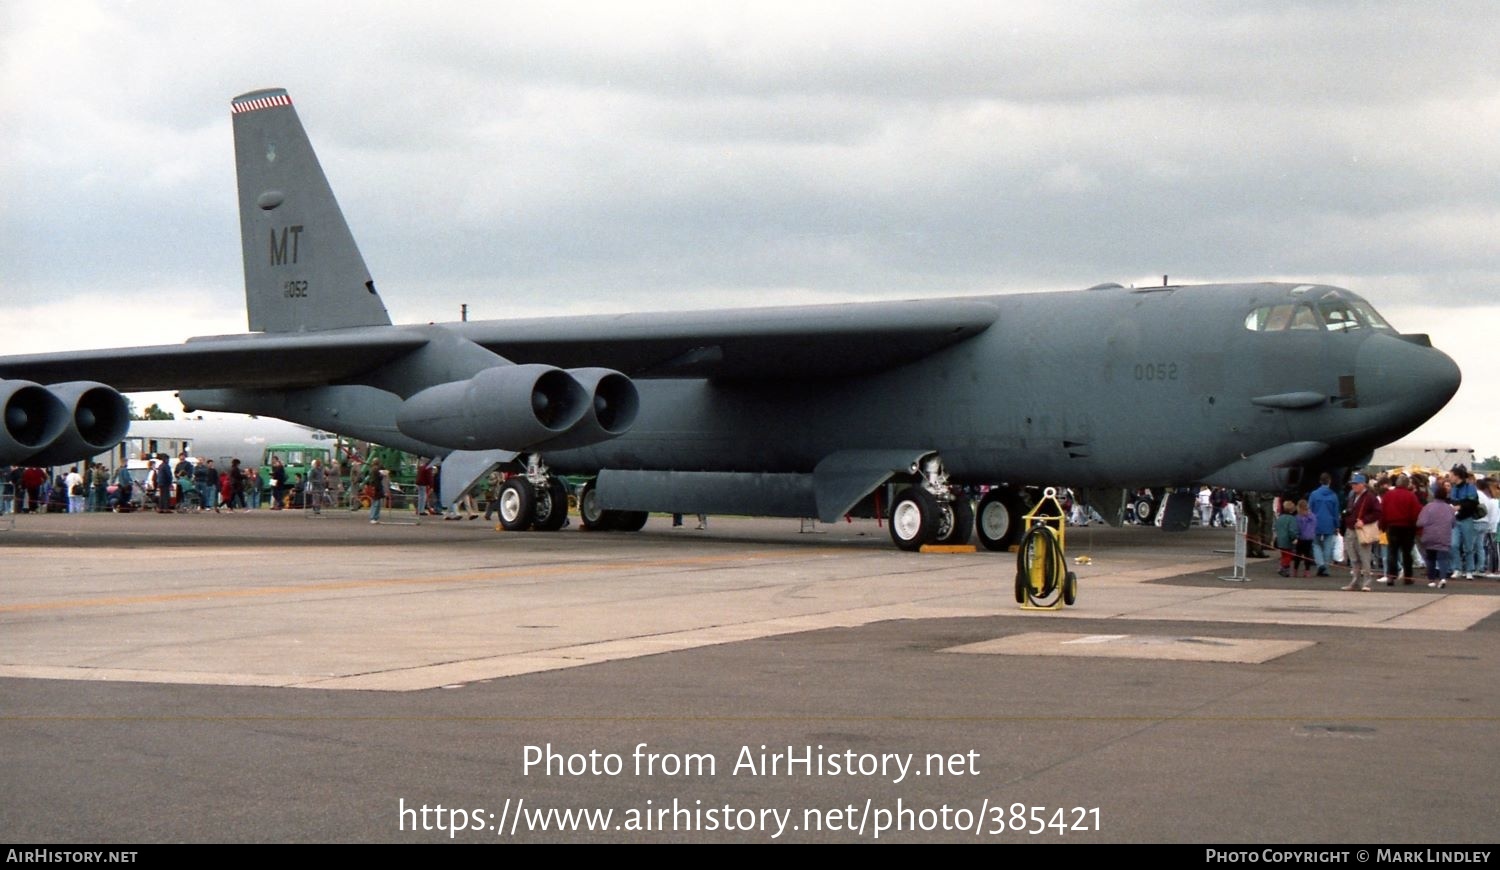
(1219, 515), (1250, 582)
(380, 483), (421, 525)
(2, 482), (14, 531)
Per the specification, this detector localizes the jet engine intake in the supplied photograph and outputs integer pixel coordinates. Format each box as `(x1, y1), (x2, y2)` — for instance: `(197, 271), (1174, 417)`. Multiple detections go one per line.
(1, 379), (69, 464)
(531, 368), (640, 450)
(7, 381), (130, 466)
(395, 364), (590, 451)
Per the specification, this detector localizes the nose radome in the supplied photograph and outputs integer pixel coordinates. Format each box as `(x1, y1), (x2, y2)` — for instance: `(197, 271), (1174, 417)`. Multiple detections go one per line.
(1355, 333), (1462, 421)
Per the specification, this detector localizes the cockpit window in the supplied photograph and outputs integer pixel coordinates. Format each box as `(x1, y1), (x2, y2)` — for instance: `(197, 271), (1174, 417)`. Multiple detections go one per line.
(1244, 290), (1396, 333)
(1245, 303), (1318, 331)
(1246, 305), (1281, 331)
(1353, 300), (1390, 329)
(1319, 298), (1361, 331)
(1290, 304), (1320, 329)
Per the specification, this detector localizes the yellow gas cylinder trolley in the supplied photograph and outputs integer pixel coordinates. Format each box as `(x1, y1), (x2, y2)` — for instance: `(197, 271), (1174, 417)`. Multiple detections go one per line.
(1015, 487), (1079, 610)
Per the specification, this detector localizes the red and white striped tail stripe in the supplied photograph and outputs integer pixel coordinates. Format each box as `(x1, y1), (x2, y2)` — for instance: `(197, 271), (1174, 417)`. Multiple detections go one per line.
(231, 93), (292, 114)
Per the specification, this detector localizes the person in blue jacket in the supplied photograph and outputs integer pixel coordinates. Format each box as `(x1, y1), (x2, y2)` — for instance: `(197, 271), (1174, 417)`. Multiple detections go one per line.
(1307, 472), (1342, 577)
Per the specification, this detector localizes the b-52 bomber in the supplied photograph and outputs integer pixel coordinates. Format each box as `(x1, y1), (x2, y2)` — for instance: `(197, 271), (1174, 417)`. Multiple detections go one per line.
(0, 88), (1462, 550)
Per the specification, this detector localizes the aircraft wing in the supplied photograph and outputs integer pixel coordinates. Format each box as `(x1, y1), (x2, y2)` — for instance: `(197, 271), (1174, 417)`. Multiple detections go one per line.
(0, 298), (998, 391)
(0, 329), (428, 392)
(453, 297), (1001, 379)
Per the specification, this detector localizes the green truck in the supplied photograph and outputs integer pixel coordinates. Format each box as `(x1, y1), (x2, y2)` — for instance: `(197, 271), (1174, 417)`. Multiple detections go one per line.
(260, 443), (333, 508)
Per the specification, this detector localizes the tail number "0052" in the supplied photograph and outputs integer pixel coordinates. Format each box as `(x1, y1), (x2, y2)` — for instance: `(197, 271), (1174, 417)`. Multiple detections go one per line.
(283, 280), (309, 298)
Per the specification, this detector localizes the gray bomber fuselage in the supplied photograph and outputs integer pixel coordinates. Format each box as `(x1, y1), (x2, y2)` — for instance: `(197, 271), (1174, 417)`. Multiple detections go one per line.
(479, 282), (1456, 492)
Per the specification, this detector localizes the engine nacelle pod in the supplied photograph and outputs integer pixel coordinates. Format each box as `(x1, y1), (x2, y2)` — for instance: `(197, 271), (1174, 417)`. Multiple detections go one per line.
(22, 381), (132, 466)
(0, 379), (69, 464)
(531, 368), (640, 450)
(395, 364), (590, 451)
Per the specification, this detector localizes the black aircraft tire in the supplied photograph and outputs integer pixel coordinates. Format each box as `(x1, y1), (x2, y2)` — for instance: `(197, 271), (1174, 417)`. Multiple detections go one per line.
(497, 478), (535, 531)
(610, 510), (649, 532)
(935, 497), (974, 545)
(578, 481), (608, 531)
(976, 488), (1023, 551)
(532, 478), (570, 532)
(1134, 497), (1157, 525)
(889, 487), (939, 551)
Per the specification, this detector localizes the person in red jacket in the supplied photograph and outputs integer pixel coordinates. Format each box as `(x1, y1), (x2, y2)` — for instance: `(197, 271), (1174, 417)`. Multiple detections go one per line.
(415, 458), (435, 516)
(1378, 474), (1422, 586)
(20, 466), (47, 513)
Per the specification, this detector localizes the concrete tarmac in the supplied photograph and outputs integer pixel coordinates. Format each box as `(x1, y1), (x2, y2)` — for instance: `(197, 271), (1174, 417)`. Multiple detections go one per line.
(2, 508), (1497, 843)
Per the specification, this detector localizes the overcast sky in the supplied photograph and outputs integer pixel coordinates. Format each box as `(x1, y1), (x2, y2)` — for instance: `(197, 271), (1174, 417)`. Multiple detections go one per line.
(2, 1), (1496, 457)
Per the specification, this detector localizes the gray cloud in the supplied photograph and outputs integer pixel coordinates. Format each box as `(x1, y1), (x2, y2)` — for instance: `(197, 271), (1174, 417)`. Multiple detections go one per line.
(6, 1), (1497, 310)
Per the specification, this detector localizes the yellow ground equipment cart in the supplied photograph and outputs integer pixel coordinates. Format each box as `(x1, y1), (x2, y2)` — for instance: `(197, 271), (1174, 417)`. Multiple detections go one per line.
(1015, 487), (1079, 610)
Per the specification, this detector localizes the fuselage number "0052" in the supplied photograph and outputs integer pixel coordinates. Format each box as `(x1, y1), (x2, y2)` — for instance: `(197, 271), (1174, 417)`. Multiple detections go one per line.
(1134, 362), (1179, 381)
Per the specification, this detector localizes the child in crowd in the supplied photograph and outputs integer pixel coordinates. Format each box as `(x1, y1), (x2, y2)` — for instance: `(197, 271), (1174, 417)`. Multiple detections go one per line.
(1295, 498), (1317, 577)
(1275, 499), (1299, 577)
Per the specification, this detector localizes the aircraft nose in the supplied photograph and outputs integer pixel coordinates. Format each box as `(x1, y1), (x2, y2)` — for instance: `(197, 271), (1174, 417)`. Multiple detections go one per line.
(1354, 333), (1462, 424)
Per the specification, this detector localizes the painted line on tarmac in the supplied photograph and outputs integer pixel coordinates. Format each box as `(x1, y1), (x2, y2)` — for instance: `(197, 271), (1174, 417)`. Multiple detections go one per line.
(0, 548), (883, 615)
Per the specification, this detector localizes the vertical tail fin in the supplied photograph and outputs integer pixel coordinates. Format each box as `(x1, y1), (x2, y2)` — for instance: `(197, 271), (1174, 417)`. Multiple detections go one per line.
(231, 88), (392, 333)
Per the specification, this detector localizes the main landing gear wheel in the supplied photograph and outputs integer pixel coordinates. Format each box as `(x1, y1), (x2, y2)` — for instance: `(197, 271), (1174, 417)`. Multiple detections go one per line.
(610, 510), (649, 532)
(576, 481), (648, 532)
(1134, 495), (1158, 525)
(976, 488), (1024, 551)
(497, 478), (535, 531)
(532, 478), (570, 531)
(890, 487), (939, 552)
(935, 497), (974, 545)
(578, 481), (607, 530)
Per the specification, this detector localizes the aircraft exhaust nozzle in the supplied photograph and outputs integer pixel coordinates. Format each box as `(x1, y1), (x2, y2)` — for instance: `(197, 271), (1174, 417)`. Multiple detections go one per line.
(16, 381), (131, 467)
(0, 379), (70, 464)
(530, 368), (640, 451)
(395, 364), (589, 451)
